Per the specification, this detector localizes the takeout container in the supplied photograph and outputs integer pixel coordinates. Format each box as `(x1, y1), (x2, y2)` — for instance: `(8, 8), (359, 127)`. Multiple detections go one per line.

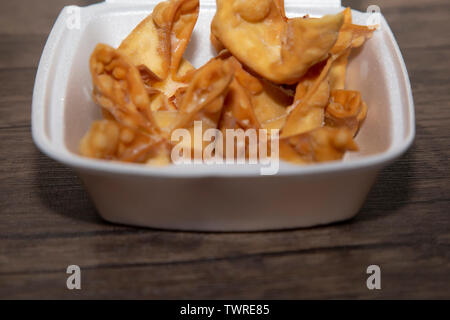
(32, 0), (415, 231)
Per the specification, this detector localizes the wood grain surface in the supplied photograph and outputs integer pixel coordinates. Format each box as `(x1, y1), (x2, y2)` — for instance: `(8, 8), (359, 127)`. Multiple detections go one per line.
(0, 0), (449, 299)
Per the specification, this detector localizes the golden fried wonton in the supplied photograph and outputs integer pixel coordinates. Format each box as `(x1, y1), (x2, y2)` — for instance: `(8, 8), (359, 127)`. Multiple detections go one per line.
(211, 0), (344, 84)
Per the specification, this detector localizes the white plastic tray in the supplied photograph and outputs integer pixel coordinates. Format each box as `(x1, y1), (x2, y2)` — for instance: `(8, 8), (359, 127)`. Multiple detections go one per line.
(32, 0), (415, 231)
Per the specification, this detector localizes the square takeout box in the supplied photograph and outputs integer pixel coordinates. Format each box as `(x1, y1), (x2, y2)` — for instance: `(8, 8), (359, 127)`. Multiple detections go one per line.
(32, 0), (415, 231)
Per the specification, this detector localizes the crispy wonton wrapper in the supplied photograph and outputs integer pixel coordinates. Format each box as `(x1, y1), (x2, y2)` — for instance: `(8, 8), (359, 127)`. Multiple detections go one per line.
(119, 0), (199, 80)
(280, 8), (373, 138)
(119, 0), (199, 104)
(219, 53), (293, 132)
(325, 89), (368, 136)
(281, 59), (333, 138)
(211, 0), (344, 84)
(280, 127), (358, 164)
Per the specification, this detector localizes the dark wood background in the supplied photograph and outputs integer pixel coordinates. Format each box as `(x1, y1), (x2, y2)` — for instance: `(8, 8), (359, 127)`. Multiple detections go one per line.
(0, 0), (449, 299)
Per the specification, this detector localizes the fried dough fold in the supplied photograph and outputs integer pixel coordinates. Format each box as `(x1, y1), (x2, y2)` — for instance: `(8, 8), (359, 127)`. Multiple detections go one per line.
(119, 0), (199, 80)
(325, 90), (368, 136)
(211, 0), (344, 84)
(280, 127), (358, 164)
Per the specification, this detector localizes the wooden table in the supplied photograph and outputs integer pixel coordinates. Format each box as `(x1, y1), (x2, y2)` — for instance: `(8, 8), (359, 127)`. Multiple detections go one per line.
(0, 0), (448, 299)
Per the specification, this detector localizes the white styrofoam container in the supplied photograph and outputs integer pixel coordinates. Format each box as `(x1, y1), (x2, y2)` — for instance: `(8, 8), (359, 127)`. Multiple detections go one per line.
(32, 0), (415, 231)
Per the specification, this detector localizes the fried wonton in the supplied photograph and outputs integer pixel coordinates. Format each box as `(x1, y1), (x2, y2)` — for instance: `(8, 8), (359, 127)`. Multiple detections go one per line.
(280, 8), (373, 138)
(119, 0), (199, 104)
(329, 49), (351, 91)
(211, 0), (344, 84)
(325, 90), (368, 136)
(83, 44), (173, 163)
(280, 127), (358, 164)
(119, 0), (199, 80)
(169, 57), (234, 159)
(89, 44), (159, 134)
(328, 8), (374, 90)
(220, 61), (262, 131)
(219, 55), (292, 159)
(81, 119), (171, 164)
(281, 59), (333, 138)
(220, 54), (293, 132)
(331, 7), (375, 56)
(170, 58), (233, 130)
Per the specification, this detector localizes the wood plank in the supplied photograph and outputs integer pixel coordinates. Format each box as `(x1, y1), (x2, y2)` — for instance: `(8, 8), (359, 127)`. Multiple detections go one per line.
(0, 68), (36, 104)
(1, 245), (448, 299)
(0, 35), (46, 69)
